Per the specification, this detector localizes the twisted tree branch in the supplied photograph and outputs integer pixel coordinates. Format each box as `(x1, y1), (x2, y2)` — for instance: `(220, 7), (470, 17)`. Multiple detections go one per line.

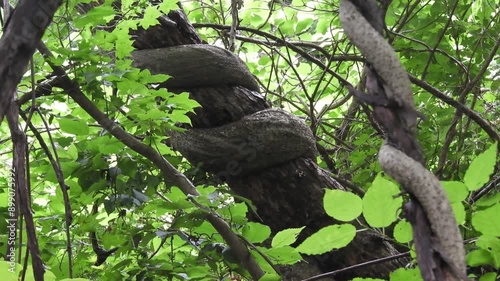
(339, 0), (468, 280)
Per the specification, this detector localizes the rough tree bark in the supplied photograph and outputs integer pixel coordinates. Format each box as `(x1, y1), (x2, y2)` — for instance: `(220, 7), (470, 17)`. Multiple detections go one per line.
(340, 0), (467, 280)
(129, 9), (405, 281)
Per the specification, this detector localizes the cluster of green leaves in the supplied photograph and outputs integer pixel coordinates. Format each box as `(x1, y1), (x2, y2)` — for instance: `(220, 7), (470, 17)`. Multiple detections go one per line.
(0, 0), (212, 280)
(320, 143), (498, 281)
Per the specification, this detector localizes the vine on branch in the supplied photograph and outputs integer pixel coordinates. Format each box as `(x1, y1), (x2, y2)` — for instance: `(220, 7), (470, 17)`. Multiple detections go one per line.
(339, 0), (468, 280)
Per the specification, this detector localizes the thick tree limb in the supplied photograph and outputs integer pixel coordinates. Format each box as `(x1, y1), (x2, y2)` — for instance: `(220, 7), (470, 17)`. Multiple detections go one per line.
(339, 0), (468, 280)
(0, 0), (62, 122)
(7, 97), (45, 280)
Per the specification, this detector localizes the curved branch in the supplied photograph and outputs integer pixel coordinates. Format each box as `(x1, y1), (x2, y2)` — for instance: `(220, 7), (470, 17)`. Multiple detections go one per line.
(35, 42), (265, 280)
(0, 0), (62, 122)
(339, 0), (469, 280)
(409, 75), (499, 142)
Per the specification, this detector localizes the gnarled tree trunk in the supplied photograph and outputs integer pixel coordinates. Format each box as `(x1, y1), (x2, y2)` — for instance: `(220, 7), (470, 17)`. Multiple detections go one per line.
(130, 10), (405, 280)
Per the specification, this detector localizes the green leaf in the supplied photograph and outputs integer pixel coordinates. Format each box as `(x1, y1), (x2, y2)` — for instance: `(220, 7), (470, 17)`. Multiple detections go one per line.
(169, 92), (201, 110)
(324, 190), (362, 222)
(363, 175), (402, 227)
(0, 261), (19, 281)
(73, 5), (115, 28)
(271, 227), (305, 248)
(479, 272), (497, 281)
(158, 1), (179, 14)
(472, 203), (500, 235)
(58, 119), (89, 135)
(463, 142), (497, 191)
(441, 181), (469, 203)
(466, 249), (493, 267)
(262, 246), (302, 265)
(97, 137), (125, 154)
(296, 18), (313, 33)
(219, 202), (248, 225)
(476, 236), (500, 267)
(389, 267), (423, 281)
(393, 219), (412, 243)
(242, 222), (271, 243)
(140, 7), (161, 29)
(476, 192), (500, 207)
(451, 202), (466, 225)
(296, 224), (356, 255)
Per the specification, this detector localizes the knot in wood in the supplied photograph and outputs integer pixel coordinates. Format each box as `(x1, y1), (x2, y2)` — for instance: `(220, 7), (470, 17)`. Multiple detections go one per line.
(132, 45), (260, 91)
(171, 109), (318, 179)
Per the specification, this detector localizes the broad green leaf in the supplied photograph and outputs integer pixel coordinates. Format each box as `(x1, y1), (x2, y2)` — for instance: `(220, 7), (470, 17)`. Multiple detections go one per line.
(262, 246), (302, 265)
(479, 272), (497, 281)
(43, 269), (57, 281)
(219, 202), (248, 225)
(58, 119), (89, 135)
(324, 190), (362, 221)
(73, 5), (115, 28)
(466, 249), (493, 267)
(243, 222), (271, 243)
(476, 236), (500, 267)
(97, 137), (125, 154)
(296, 18), (314, 33)
(169, 111), (192, 124)
(441, 181), (469, 203)
(393, 219), (412, 243)
(271, 227), (305, 248)
(463, 143), (497, 191)
(140, 7), (161, 29)
(363, 175), (402, 227)
(451, 202), (466, 225)
(389, 267), (423, 281)
(170, 92), (201, 110)
(0, 194), (9, 209)
(0, 261), (19, 281)
(296, 224), (356, 255)
(138, 70), (169, 84)
(158, 1), (178, 13)
(472, 203), (500, 235)
(476, 193), (500, 207)
(24, 269), (57, 281)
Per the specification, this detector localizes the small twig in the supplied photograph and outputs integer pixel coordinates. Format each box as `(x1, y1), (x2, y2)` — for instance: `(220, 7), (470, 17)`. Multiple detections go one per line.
(302, 252), (410, 281)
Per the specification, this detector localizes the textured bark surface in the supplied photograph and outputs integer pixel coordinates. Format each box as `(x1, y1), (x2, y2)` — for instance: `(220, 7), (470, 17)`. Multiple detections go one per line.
(132, 45), (259, 91)
(340, 0), (467, 280)
(130, 9), (405, 280)
(171, 109), (318, 178)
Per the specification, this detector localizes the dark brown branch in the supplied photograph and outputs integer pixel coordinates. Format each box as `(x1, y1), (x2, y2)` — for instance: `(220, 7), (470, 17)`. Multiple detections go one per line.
(302, 252), (411, 281)
(0, 0), (62, 122)
(7, 95), (44, 281)
(409, 75), (499, 142)
(193, 23), (353, 87)
(20, 110), (74, 276)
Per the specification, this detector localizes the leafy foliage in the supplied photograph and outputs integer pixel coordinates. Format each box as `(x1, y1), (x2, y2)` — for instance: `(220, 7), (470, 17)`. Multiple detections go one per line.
(0, 0), (498, 280)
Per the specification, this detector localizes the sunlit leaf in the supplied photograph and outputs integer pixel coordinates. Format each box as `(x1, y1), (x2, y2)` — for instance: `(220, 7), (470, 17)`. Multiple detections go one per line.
(296, 224), (356, 255)
(363, 175), (402, 227)
(464, 143), (497, 191)
(271, 227), (305, 248)
(324, 190), (362, 221)
(242, 222), (271, 243)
